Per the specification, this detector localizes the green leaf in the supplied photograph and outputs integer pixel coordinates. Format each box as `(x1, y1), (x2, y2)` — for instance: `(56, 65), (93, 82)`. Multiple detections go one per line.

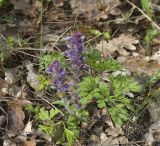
(97, 100), (106, 108)
(80, 94), (93, 105)
(140, 0), (152, 17)
(49, 108), (59, 119)
(103, 32), (110, 40)
(78, 91), (89, 97)
(64, 128), (75, 146)
(90, 29), (102, 36)
(39, 108), (50, 121)
(52, 100), (64, 106)
(86, 51), (122, 72)
(108, 104), (130, 127)
(147, 70), (160, 85)
(39, 51), (67, 72)
(145, 28), (158, 48)
(110, 75), (142, 96)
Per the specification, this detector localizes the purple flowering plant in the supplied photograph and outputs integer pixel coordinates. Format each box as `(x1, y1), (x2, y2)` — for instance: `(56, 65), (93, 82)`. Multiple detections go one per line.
(65, 32), (85, 76)
(45, 32), (86, 99)
(37, 32), (141, 145)
(46, 60), (68, 93)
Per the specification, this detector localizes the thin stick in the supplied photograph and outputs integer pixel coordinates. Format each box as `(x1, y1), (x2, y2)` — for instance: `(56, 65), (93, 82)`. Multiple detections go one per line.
(15, 50), (41, 59)
(125, 0), (160, 31)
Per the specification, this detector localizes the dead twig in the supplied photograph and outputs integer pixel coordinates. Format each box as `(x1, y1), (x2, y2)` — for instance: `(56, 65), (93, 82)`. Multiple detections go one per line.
(125, 0), (160, 31)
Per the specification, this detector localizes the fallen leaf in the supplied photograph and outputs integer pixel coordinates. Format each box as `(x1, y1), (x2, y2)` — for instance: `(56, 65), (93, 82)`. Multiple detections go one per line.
(15, 85), (28, 98)
(26, 63), (39, 90)
(36, 129), (52, 143)
(105, 127), (123, 137)
(3, 139), (16, 146)
(117, 136), (128, 144)
(22, 140), (36, 146)
(70, 0), (121, 20)
(22, 121), (33, 136)
(124, 56), (160, 76)
(149, 99), (160, 122)
(145, 120), (160, 146)
(150, 50), (160, 63)
(0, 115), (6, 126)
(100, 132), (107, 140)
(43, 34), (59, 43)
(101, 136), (119, 146)
(53, 0), (63, 7)
(96, 34), (139, 57)
(7, 100), (28, 137)
(0, 80), (10, 96)
(10, 0), (41, 17)
(5, 68), (19, 84)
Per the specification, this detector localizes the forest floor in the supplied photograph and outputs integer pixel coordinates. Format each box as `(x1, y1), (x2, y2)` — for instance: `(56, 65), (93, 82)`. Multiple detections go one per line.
(0, 0), (160, 146)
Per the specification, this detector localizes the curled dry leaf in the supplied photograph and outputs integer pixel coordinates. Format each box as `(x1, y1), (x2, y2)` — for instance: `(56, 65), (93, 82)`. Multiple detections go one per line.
(70, 0), (121, 20)
(5, 68), (19, 84)
(105, 127), (123, 137)
(36, 129), (52, 143)
(0, 79), (21, 97)
(7, 100), (30, 137)
(26, 63), (39, 90)
(96, 34), (139, 57)
(149, 50), (160, 64)
(0, 80), (10, 96)
(22, 121), (33, 136)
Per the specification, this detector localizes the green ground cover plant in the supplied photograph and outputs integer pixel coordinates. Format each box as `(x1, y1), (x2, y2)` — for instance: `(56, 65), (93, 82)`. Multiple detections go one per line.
(28, 32), (142, 145)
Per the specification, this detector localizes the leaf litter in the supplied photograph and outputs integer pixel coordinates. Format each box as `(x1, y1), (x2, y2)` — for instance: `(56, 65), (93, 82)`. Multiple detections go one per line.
(0, 0), (160, 146)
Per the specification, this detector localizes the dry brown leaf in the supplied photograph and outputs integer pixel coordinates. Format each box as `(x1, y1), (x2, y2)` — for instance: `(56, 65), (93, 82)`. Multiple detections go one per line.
(145, 120), (160, 146)
(0, 115), (6, 127)
(22, 121), (33, 136)
(5, 68), (19, 84)
(26, 63), (39, 90)
(17, 18), (40, 34)
(101, 136), (119, 146)
(105, 127), (123, 137)
(43, 34), (59, 43)
(3, 139), (16, 146)
(10, 0), (41, 17)
(7, 100), (30, 137)
(70, 0), (121, 20)
(22, 140), (36, 146)
(149, 99), (160, 123)
(0, 80), (10, 96)
(117, 136), (128, 144)
(53, 0), (63, 7)
(36, 129), (52, 143)
(149, 50), (160, 63)
(123, 56), (160, 76)
(96, 34), (139, 57)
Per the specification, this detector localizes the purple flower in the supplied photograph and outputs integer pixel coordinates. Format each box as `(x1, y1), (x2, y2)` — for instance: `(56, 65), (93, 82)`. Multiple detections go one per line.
(46, 61), (68, 93)
(65, 32), (86, 76)
(46, 61), (60, 74)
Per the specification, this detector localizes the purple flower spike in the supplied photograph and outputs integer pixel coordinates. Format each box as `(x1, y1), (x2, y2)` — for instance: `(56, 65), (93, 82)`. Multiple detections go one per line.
(46, 60), (68, 93)
(65, 32), (86, 76)
(46, 61), (60, 74)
